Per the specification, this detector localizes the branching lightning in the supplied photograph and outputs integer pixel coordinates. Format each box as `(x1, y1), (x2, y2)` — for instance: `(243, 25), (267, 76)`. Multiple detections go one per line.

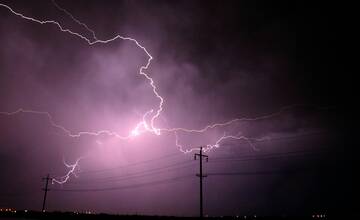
(51, 0), (98, 42)
(51, 157), (83, 185)
(0, 2), (310, 184)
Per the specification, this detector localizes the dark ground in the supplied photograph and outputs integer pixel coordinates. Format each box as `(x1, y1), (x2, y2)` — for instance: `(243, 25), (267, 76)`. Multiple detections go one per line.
(0, 210), (358, 220)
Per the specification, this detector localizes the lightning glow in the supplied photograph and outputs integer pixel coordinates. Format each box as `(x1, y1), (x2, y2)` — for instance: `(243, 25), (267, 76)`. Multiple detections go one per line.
(0, 2), (162, 137)
(0, 2), (308, 184)
(51, 157), (83, 185)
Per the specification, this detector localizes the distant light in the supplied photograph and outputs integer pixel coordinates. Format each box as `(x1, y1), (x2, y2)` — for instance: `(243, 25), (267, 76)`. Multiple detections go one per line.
(24, 210), (28, 213)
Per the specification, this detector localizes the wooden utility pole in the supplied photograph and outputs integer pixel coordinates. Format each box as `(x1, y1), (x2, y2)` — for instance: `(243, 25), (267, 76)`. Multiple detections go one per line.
(194, 147), (208, 219)
(42, 174), (51, 212)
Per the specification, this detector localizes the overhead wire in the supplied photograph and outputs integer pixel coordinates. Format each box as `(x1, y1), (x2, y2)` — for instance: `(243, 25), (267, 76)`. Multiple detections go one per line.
(51, 174), (194, 192)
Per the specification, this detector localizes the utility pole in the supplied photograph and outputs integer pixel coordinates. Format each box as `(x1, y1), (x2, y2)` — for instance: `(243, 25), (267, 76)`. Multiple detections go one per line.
(42, 174), (51, 212)
(194, 147), (208, 219)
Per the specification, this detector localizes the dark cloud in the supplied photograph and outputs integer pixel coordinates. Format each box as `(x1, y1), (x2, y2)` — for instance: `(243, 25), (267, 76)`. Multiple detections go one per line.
(0, 0), (353, 217)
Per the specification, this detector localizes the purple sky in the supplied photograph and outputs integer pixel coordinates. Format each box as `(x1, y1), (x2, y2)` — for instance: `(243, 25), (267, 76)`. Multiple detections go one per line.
(0, 0), (354, 217)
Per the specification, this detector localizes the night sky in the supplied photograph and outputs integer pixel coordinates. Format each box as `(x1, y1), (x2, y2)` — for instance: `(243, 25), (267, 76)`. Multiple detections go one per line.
(0, 0), (354, 217)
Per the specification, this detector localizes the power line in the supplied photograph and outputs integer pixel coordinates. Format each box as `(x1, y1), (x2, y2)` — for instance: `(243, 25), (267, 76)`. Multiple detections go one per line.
(207, 170), (303, 176)
(66, 161), (195, 185)
(68, 160), (196, 184)
(79, 152), (186, 175)
(49, 132), (333, 195)
(51, 174), (194, 192)
(210, 148), (331, 162)
(52, 131), (330, 183)
(0, 191), (38, 197)
(205, 165), (337, 176)
(220, 131), (331, 147)
(71, 131), (329, 176)
(61, 149), (329, 185)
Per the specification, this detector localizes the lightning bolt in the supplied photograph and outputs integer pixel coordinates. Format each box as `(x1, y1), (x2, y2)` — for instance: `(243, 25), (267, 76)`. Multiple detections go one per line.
(167, 105), (305, 153)
(0, 2), (162, 138)
(51, 157), (83, 185)
(174, 131), (261, 154)
(0, 2), (317, 184)
(51, 0), (98, 42)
